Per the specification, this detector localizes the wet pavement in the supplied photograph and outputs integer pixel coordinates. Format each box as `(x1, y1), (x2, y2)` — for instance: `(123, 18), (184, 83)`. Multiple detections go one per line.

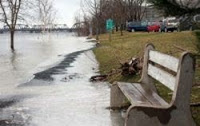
(0, 33), (124, 126)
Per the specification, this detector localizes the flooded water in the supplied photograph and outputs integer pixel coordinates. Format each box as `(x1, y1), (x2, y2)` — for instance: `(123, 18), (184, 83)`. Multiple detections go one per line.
(0, 32), (124, 126)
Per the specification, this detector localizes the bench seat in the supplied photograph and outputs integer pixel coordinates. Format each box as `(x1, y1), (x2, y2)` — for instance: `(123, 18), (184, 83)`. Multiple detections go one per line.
(117, 82), (169, 106)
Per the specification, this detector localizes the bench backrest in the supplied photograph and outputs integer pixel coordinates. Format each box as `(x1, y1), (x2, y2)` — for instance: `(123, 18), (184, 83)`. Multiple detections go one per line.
(148, 50), (178, 91)
(140, 43), (195, 107)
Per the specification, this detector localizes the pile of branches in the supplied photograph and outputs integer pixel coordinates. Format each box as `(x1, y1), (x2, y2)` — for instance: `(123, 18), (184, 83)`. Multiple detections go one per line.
(90, 75), (108, 82)
(120, 57), (143, 76)
(90, 57), (143, 82)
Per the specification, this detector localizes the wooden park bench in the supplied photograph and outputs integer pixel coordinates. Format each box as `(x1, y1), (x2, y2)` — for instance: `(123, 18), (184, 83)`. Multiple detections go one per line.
(110, 43), (196, 126)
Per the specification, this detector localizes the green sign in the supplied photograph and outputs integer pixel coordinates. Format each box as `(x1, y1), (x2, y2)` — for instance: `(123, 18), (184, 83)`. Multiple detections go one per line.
(106, 19), (114, 31)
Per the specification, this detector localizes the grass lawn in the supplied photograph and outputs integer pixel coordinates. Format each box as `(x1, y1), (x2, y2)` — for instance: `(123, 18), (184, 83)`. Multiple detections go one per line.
(93, 31), (200, 125)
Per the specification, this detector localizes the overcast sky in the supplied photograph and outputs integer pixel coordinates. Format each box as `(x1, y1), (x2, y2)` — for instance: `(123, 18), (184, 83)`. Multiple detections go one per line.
(54, 0), (81, 27)
(0, 0), (81, 28)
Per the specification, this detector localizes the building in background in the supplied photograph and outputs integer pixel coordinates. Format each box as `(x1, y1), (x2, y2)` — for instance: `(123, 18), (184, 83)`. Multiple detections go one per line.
(142, 6), (164, 22)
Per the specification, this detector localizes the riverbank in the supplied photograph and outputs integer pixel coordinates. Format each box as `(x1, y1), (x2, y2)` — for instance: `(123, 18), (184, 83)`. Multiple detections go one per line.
(93, 31), (200, 125)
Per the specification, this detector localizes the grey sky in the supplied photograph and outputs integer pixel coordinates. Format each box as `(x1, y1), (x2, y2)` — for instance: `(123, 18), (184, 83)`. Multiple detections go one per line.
(0, 0), (81, 28)
(54, 0), (81, 27)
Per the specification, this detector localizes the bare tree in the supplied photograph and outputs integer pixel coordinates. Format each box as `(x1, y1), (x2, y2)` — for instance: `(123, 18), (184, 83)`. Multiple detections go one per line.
(73, 8), (91, 36)
(0, 0), (22, 50)
(78, 0), (147, 36)
(113, 0), (126, 35)
(125, 0), (146, 21)
(36, 0), (57, 32)
(83, 0), (102, 40)
(0, 5), (3, 22)
(73, 11), (82, 36)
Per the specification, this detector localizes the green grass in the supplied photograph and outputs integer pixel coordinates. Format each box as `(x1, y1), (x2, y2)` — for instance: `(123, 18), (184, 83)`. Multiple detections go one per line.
(93, 31), (200, 125)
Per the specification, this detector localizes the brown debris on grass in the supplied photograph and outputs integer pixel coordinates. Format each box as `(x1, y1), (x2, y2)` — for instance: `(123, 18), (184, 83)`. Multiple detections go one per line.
(120, 57), (143, 76)
(90, 57), (143, 82)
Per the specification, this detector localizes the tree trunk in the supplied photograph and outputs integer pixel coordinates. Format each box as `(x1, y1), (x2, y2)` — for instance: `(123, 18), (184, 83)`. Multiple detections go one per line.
(116, 24), (118, 32)
(96, 27), (99, 40)
(10, 30), (15, 51)
(120, 24), (123, 36)
(95, 17), (99, 40)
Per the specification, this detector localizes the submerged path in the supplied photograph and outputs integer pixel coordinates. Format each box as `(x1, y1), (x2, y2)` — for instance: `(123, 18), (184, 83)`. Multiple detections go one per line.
(0, 34), (124, 126)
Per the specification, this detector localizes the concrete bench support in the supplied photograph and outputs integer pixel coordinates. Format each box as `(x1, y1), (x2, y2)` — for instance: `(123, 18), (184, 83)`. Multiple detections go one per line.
(110, 84), (129, 108)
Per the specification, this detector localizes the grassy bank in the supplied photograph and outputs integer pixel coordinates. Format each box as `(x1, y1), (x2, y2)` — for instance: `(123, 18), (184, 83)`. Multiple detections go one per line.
(93, 31), (200, 125)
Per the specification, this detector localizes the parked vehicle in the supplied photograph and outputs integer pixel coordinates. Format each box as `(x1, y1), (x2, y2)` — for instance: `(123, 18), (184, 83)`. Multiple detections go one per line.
(160, 17), (179, 32)
(127, 21), (148, 32)
(147, 22), (160, 32)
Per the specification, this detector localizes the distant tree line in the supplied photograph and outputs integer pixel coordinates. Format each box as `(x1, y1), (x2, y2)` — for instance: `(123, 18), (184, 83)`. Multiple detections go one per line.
(75, 0), (147, 39)
(75, 0), (200, 38)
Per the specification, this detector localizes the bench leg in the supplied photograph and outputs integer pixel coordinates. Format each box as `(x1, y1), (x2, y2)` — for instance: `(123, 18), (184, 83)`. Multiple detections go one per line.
(125, 105), (196, 126)
(110, 84), (129, 108)
(125, 106), (157, 126)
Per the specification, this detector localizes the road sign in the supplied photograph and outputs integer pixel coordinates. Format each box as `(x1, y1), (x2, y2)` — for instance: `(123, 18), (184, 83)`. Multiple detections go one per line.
(106, 19), (114, 31)
(106, 19), (114, 42)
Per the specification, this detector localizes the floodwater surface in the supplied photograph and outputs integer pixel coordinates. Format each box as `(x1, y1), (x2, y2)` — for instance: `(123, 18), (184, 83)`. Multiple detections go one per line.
(0, 33), (124, 126)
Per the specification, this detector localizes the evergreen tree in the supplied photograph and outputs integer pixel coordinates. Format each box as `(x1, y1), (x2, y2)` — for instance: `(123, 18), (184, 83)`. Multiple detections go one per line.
(148, 0), (200, 16)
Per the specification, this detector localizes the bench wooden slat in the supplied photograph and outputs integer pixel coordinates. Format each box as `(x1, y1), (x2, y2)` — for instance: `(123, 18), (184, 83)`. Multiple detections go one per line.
(118, 82), (169, 106)
(118, 82), (151, 105)
(149, 50), (179, 72)
(132, 84), (169, 106)
(148, 64), (176, 91)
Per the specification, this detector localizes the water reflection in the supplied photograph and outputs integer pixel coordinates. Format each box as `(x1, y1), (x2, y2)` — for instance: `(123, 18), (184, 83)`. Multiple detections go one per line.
(10, 51), (17, 70)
